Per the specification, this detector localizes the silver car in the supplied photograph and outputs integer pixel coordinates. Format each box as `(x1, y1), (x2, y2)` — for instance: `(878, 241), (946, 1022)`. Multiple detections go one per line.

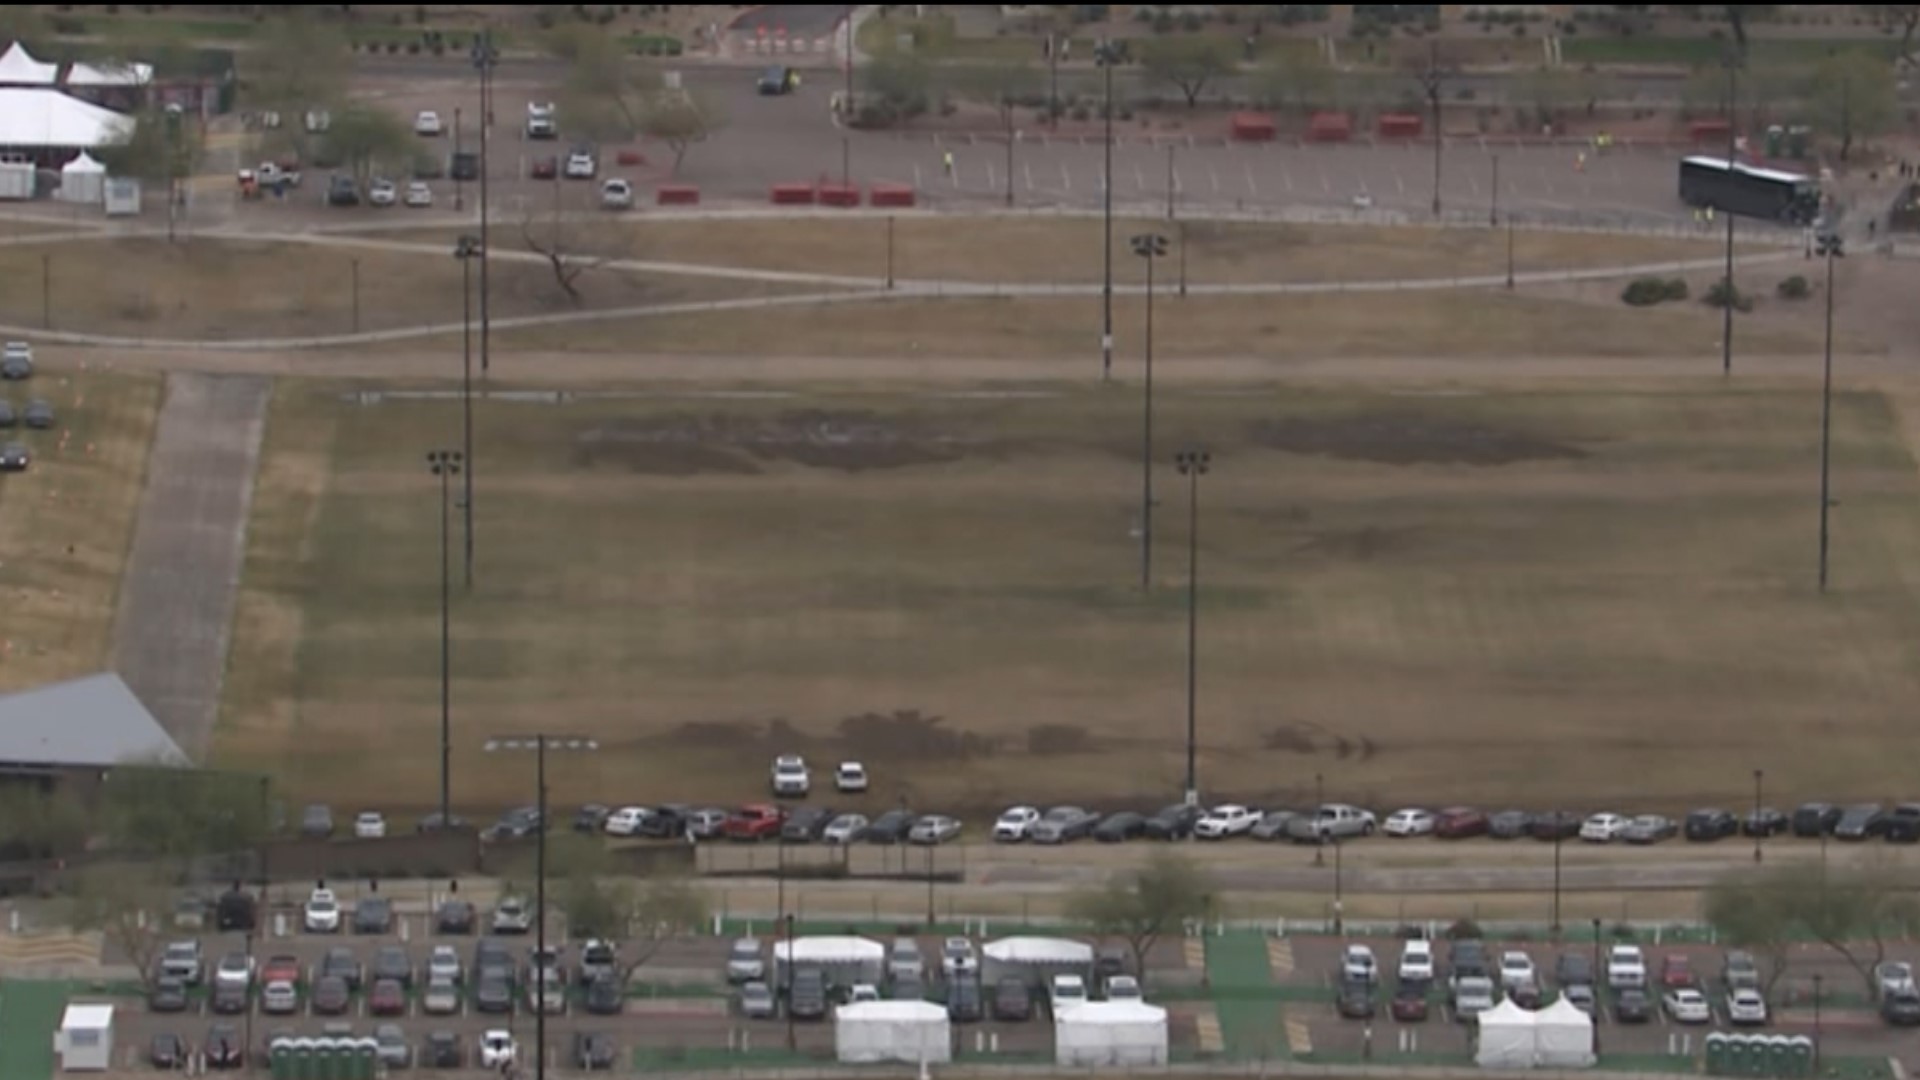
(423, 975), (461, 1015)
(1, 341), (31, 380)
(260, 979), (298, 1015)
(428, 944), (463, 985)
(739, 981), (776, 1018)
(1030, 806), (1099, 844)
(888, 938), (925, 983)
(908, 815), (961, 845)
(373, 1024), (410, 1067)
(725, 938), (764, 983)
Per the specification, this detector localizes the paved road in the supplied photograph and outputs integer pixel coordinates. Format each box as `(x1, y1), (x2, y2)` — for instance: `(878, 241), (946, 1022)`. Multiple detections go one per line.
(727, 4), (851, 36)
(109, 373), (271, 758)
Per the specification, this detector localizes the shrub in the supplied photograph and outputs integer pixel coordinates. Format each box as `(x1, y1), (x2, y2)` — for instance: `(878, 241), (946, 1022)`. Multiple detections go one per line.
(1621, 277), (1670, 306)
(1704, 279), (1753, 311)
(1776, 275), (1811, 300)
(1663, 278), (1689, 301)
(1444, 918), (1484, 940)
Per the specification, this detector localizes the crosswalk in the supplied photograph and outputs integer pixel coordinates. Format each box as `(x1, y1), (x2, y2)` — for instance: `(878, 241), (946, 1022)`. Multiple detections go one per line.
(0, 930), (102, 967)
(1193, 1008), (1224, 1054)
(1183, 937), (1206, 971)
(1267, 936), (1295, 978)
(1283, 1006), (1314, 1055)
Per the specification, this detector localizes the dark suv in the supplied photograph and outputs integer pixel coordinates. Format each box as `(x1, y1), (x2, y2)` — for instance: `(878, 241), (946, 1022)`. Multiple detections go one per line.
(1834, 804), (1889, 841)
(325, 175), (359, 207)
(1143, 804), (1202, 840)
(1791, 802), (1842, 837)
(789, 969), (828, 1020)
(1684, 809), (1738, 841)
(1886, 805), (1920, 843)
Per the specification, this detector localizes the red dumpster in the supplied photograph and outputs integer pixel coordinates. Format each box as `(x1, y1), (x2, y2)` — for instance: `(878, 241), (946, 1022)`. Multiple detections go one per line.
(1689, 119), (1732, 144)
(868, 183), (916, 208)
(1230, 111), (1276, 142)
(1307, 111), (1353, 143)
(1377, 113), (1423, 138)
(656, 184), (699, 205)
(817, 181), (861, 207)
(770, 183), (816, 205)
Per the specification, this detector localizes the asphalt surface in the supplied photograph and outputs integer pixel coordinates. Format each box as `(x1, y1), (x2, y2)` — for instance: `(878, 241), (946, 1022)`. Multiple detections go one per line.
(727, 4), (852, 37)
(109, 374), (270, 758)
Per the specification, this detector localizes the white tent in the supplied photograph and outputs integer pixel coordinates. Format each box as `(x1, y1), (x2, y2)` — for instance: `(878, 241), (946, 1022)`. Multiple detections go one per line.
(1054, 1001), (1168, 1067)
(982, 936), (1093, 985)
(64, 60), (153, 88)
(0, 89), (133, 149)
(0, 43), (59, 86)
(1474, 998), (1537, 1069)
(53, 1003), (113, 1072)
(58, 151), (104, 204)
(772, 935), (884, 987)
(834, 1000), (951, 1064)
(1535, 995), (1597, 1068)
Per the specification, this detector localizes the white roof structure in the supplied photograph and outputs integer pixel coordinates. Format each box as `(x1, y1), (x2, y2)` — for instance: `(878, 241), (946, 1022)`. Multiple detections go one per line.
(60, 1003), (114, 1028)
(1535, 995), (1597, 1069)
(0, 43), (59, 85)
(1054, 1001), (1168, 1067)
(983, 937), (1094, 965)
(1475, 998), (1537, 1069)
(772, 936), (884, 964)
(61, 151), (104, 175)
(65, 60), (154, 88)
(836, 1000), (946, 1022)
(0, 88), (133, 149)
(0, 673), (185, 767)
(834, 1001), (951, 1065)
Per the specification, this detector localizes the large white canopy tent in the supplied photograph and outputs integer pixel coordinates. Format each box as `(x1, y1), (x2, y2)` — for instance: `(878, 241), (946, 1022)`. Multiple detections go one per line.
(1534, 995), (1597, 1068)
(65, 60), (153, 88)
(58, 150), (104, 203)
(771, 935), (885, 987)
(0, 88), (133, 150)
(1475, 999), (1538, 1069)
(834, 1001), (952, 1064)
(1054, 1001), (1169, 1067)
(981, 936), (1094, 985)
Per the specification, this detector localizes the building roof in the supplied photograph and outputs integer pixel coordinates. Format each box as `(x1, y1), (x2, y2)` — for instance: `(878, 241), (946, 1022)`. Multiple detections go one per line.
(65, 60), (154, 88)
(0, 673), (185, 768)
(0, 88), (132, 149)
(60, 1003), (114, 1029)
(0, 43), (59, 86)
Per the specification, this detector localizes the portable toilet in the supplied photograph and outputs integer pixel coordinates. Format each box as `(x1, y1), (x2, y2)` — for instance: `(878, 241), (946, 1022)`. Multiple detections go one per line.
(1706, 1032), (1730, 1075)
(53, 1003), (113, 1072)
(1787, 127), (1811, 159)
(1727, 1035), (1750, 1075)
(1749, 1035), (1773, 1076)
(269, 1037), (294, 1080)
(291, 1037), (317, 1079)
(1787, 1036), (1813, 1077)
(351, 1038), (379, 1079)
(1767, 1035), (1792, 1076)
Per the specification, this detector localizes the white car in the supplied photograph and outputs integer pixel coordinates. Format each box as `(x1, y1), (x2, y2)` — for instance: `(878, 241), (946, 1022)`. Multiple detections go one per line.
(367, 178), (397, 207)
(1663, 987), (1711, 1024)
(770, 755), (810, 796)
(1607, 944), (1646, 989)
(525, 101), (556, 139)
(1105, 974), (1141, 1001)
(822, 813), (868, 844)
(1351, 192), (1375, 210)
(1580, 812), (1629, 842)
(479, 1030), (517, 1068)
(1050, 973), (1087, 1007)
(353, 811), (386, 839)
(405, 181), (433, 207)
(600, 177), (634, 209)
(604, 806), (652, 836)
(834, 761), (869, 793)
(213, 952), (254, 990)
(304, 888), (341, 933)
(1728, 987), (1769, 1025)
(941, 937), (977, 979)
(415, 110), (443, 136)
(993, 806), (1041, 842)
(1499, 950), (1536, 991)
(427, 944), (462, 985)
(1876, 961), (1916, 999)
(1194, 804), (1261, 839)
(1398, 939), (1434, 983)
(1341, 944), (1377, 984)
(1383, 808), (1436, 837)
(565, 150), (596, 179)
(2, 341), (31, 374)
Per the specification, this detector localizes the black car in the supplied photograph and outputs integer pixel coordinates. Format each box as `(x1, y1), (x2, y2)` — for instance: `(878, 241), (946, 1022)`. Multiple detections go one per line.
(789, 969), (828, 1019)
(1886, 804), (1920, 843)
(372, 944), (413, 988)
(423, 1031), (462, 1068)
(20, 399), (51, 429)
(0, 442), (29, 471)
(756, 65), (798, 95)
(210, 983), (247, 1015)
(204, 1023), (243, 1069)
(1555, 953), (1593, 988)
(215, 889), (256, 932)
(311, 975), (351, 1015)
(1883, 990), (1920, 1026)
(483, 805), (543, 842)
(325, 174), (359, 207)
(1791, 802), (1842, 837)
(864, 809), (917, 844)
(640, 804), (692, 839)
(948, 977), (984, 1022)
(1530, 811), (1581, 841)
(781, 806), (837, 843)
(353, 897), (393, 934)
(415, 811), (469, 832)
(1142, 804), (1202, 840)
(1614, 988), (1653, 1023)
(1834, 803), (1888, 840)
(149, 977), (190, 1013)
(436, 900), (475, 934)
(1448, 941), (1489, 982)
(475, 973), (514, 1013)
(1488, 810), (1534, 840)
(1684, 809), (1739, 841)
(993, 977), (1033, 1021)
(573, 1031), (617, 1070)
(573, 804), (611, 833)
(1335, 979), (1375, 1019)
(319, 946), (362, 990)
(1744, 807), (1789, 836)
(585, 973), (624, 1015)
(151, 1032), (187, 1069)
(1094, 811), (1147, 842)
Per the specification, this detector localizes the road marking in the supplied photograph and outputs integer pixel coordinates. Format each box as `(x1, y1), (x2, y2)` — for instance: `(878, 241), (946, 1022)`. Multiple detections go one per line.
(1319, 165), (1330, 194)
(1134, 162), (1145, 191)
(1267, 937), (1295, 977)
(1171, 165), (1182, 197)
(1395, 172), (1405, 196)
(1183, 939), (1206, 970)
(1209, 166), (1220, 193)
(1278, 160), (1292, 193)
(1244, 163), (1257, 195)
(913, 163), (923, 189)
(1467, 172), (1481, 198)
(985, 161), (996, 191)
(1284, 1007), (1313, 1054)
(1195, 1009), (1225, 1054)
(1061, 162), (1072, 191)
(1024, 161), (1033, 191)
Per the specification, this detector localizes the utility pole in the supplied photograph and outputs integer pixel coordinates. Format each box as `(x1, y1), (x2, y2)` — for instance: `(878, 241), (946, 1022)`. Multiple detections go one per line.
(427, 451), (462, 827)
(1721, 52), (1739, 377)
(1097, 41), (1120, 382)
(1130, 233), (1169, 592)
(1817, 232), (1844, 592)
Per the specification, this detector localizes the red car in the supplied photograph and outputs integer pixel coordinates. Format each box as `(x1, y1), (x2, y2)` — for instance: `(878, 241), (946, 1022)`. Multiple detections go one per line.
(724, 804), (784, 841)
(1434, 807), (1489, 839)
(1659, 954), (1697, 989)
(1391, 984), (1430, 1021)
(529, 156), (558, 180)
(260, 955), (300, 986)
(368, 977), (407, 1016)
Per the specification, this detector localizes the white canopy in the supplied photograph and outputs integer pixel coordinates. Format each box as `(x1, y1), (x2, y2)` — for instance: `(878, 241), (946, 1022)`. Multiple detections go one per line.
(1475, 999), (1537, 1069)
(61, 151), (104, 175)
(1055, 1001), (1169, 1067)
(983, 937), (1095, 965)
(0, 88), (133, 148)
(834, 1000), (951, 1065)
(771, 936), (884, 965)
(0, 43), (58, 85)
(65, 60), (153, 88)
(1535, 995), (1597, 1068)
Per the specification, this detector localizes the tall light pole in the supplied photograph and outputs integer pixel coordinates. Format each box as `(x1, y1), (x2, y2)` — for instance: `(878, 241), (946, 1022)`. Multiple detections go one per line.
(1490, 153), (1500, 226)
(453, 105), (465, 212)
(453, 237), (482, 590)
(1721, 50), (1740, 377)
(484, 734), (599, 1080)
(471, 29), (497, 382)
(1313, 772), (1325, 868)
(427, 450), (462, 828)
(1816, 231), (1844, 593)
(1130, 233), (1168, 593)
(1175, 449), (1209, 807)
(1812, 973), (1824, 1068)
(1551, 816), (1564, 936)
(1097, 41), (1122, 382)
(842, 11), (854, 187)
(1752, 768), (1764, 863)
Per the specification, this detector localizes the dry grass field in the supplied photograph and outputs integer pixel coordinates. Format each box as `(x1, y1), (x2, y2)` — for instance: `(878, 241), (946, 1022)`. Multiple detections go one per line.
(214, 377), (1920, 819)
(0, 372), (163, 692)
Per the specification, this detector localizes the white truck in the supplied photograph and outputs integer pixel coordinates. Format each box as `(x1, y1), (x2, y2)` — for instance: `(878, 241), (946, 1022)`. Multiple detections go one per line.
(1607, 944), (1647, 990)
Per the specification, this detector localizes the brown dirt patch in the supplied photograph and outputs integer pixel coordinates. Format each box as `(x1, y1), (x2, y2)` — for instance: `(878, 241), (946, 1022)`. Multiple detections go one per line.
(1251, 413), (1590, 466)
(571, 410), (979, 475)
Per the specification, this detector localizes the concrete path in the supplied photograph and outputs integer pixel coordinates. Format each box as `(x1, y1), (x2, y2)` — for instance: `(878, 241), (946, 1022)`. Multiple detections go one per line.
(109, 374), (271, 758)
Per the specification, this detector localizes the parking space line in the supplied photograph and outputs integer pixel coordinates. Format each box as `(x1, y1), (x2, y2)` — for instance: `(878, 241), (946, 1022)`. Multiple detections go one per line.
(1283, 1007), (1313, 1054)
(1183, 939), (1207, 970)
(1195, 1010), (1225, 1054)
(1061, 162), (1071, 191)
(1468, 172), (1481, 198)
(1244, 163), (1257, 195)
(1209, 165), (1220, 193)
(1395, 172), (1405, 196)
(913, 163), (923, 189)
(1267, 937), (1295, 978)
(985, 161), (996, 191)
(1318, 165), (1330, 194)
(1024, 161), (1033, 191)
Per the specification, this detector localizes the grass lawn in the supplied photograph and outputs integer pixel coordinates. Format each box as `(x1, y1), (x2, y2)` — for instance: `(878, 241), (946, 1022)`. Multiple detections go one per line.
(0, 373), (162, 695)
(0, 238), (800, 342)
(1560, 36), (1895, 67)
(0, 981), (65, 1080)
(216, 378), (1920, 819)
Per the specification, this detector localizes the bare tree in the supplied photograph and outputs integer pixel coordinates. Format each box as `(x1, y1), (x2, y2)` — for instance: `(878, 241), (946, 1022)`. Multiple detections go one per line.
(1865, 5), (1920, 59)
(1408, 41), (1459, 215)
(67, 865), (174, 988)
(549, 22), (661, 144)
(1787, 864), (1920, 998)
(1806, 53), (1899, 163)
(242, 13), (350, 163)
(641, 90), (727, 175)
(1066, 850), (1213, 985)
(519, 186), (635, 305)
(1140, 36), (1233, 109)
(547, 836), (706, 978)
(1702, 866), (1797, 995)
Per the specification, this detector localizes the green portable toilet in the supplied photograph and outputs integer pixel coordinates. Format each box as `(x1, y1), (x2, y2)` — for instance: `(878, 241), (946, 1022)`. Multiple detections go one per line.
(1765, 1035), (1790, 1076)
(269, 1038), (292, 1080)
(1728, 1035), (1751, 1075)
(323, 1039), (348, 1080)
(1706, 1032), (1730, 1075)
(353, 1038), (379, 1080)
(1788, 1036), (1814, 1077)
(1787, 127), (1811, 159)
(1751, 1035), (1775, 1077)
(292, 1038), (316, 1080)
(1766, 124), (1785, 158)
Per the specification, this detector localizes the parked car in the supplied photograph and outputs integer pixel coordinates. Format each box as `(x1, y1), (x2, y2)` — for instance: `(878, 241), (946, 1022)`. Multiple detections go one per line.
(209, 983), (246, 1015)
(565, 146), (597, 179)
(1885, 804), (1920, 843)
(1791, 802), (1842, 837)
(525, 101), (557, 139)
(1563, 983), (1596, 1014)
(604, 806), (651, 836)
(1499, 951), (1536, 992)
(1143, 803), (1203, 840)
(18, 398), (50, 430)
(1728, 988), (1769, 1026)
(724, 804), (784, 841)
(1335, 979), (1375, 1019)
(726, 938), (765, 983)
(600, 177), (634, 209)
(354, 897), (394, 934)
(1579, 813), (1629, 842)
(1399, 939), (1434, 983)
(993, 977), (1032, 1021)
(1250, 810), (1299, 841)
(1488, 810), (1534, 839)
(1288, 804), (1377, 842)
(834, 761), (869, 793)
(1341, 945), (1377, 985)
(1452, 975), (1495, 1021)
(492, 896), (534, 934)
(1532, 810), (1582, 841)
(260, 979), (298, 1015)
(151, 1032), (187, 1069)
(1555, 953), (1594, 988)
(353, 811), (387, 838)
(571, 805), (610, 833)
(1094, 811), (1147, 842)
(757, 66), (800, 95)
(160, 940), (205, 985)
(942, 938), (978, 980)
(1049, 973), (1087, 1011)
(325, 175), (359, 207)
(1876, 961), (1917, 999)
(368, 978), (406, 1016)
(529, 155), (558, 180)
(993, 806), (1041, 842)
(1883, 990), (1920, 1026)
(303, 889), (341, 933)
(1745, 807), (1789, 837)
(770, 755), (810, 797)
(1104, 974), (1141, 1001)
(1684, 809), (1739, 841)
(1659, 954), (1697, 989)
(414, 110), (443, 136)
(573, 1031), (617, 1070)
(1448, 940), (1490, 984)
(482, 806), (546, 841)
(1607, 945), (1647, 989)
(311, 975), (351, 1015)
(639, 805), (690, 839)
(584, 973), (624, 1015)
(781, 806), (836, 843)
(1391, 981), (1430, 1021)
(371, 944), (412, 988)
(423, 1032), (462, 1068)
(1434, 807), (1489, 839)
(1623, 815), (1677, 844)
(1383, 808), (1436, 837)
(822, 813), (868, 844)
(372, 1024), (410, 1069)
(0, 342), (29, 380)
(1835, 803), (1889, 840)
(320, 946), (362, 991)
(1614, 987), (1653, 1023)
(1193, 804), (1261, 839)
(426, 944), (463, 986)
(864, 808), (917, 844)
(149, 977), (189, 1012)
(888, 938), (925, 983)
(204, 1024), (243, 1069)
(437, 900), (475, 935)
(948, 978), (984, 1022)
(1030, 806), (1100, 844)
(423, 976), (460, 1015)
(789, 969), (828, 1019)
(1722, 950), (1762, 992)
(1663, 987), (1711, 1024)
(367, 178), (397, 207)
(909, 815), (962, 845)
(479, 1030), (518, 1069)
(737, 981), (776, 1018)
(475, 973), (513, 1013)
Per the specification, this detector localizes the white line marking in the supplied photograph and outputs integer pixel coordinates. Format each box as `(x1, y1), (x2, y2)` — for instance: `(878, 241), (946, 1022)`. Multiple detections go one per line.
(913, 163), (923, 188)
(1209, 166), (1220, 193)
(1062, 162), (1072, 191)
(1024, 161), (1034, 191)
(1245, 163), (1257, 195)
(986, 161), (996, 191)
(1133, 163), (1145, 190)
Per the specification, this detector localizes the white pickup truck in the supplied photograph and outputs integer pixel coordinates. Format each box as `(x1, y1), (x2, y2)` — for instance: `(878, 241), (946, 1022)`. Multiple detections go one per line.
(1607, 944), (1647, 990)
(255, 161), (302, 188)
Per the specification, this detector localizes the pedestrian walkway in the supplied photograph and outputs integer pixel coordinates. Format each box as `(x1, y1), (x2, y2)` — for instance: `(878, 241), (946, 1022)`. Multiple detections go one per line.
(1205, 930), (1289, 1060)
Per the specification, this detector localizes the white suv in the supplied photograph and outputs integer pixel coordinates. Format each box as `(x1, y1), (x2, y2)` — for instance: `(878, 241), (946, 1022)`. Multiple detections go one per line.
(834, 761), (869, 793)
(304, 888), (341, 933)
(1607, 944), (1647, 989)
(770, 755), (810, 796)
(1398, 939), (1434, 982)
(992, 806), (1040, 842)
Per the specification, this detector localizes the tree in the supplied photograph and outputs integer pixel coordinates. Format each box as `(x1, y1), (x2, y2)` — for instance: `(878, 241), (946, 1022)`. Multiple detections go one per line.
(863, 52), (934, 125)
(1702, 867), (1797, 995)
(0, 8), (52, 52)
(1865, 5), (1920, 60)
(1256, 55), (1337, 111)
(1804, 54), (1899, 162)
(550, 22), (662, 144)
(97, 106), (202, 189)
(0, 784), (90, 860)
(1785, 865), (1920, 999)
(1408, 41), (1459, 214)
(321, 103), (415, 184)
(66, 864), (174, 987)
(1140, 35), (1233, 109)
(519, 179), (639, 303)
(96, 18), (201, 86)
(1066, 850), (1213, 984)
(96, 763), (267, 870)
(1722, 4), (1776, 57)
(641, 90), (726, 175)
(242, 12), (349, 161)
(1515, 67), (1598, 130)
(547, 836), (706, 975)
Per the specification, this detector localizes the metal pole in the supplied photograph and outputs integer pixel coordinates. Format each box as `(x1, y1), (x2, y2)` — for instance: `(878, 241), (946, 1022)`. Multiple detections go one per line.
(886, 216), (895, 290)
(1813, 974), (1823, 1068)
(925, 844), (936, 924)
(1178, 221), (1187, 298)
(776, 828), (786, 931)
(1490, 153), (1499, 226)
(350, 258), (360, 334)
(439, 463), (452, 827)
(1429, 41), (1442, 217)
(41, 253), (50, 329)
(1722, 59), (1737, 377)
(1752, 768), (1763, 863)
(477, 30), (493, 379)
(1818, 240), (1836, 592)
(785, 913), (797, 1049)
(1552, 826), (1563, 934)
(1166, 144), (1175, 221)
(461, 251), (474, 590)
(1102, 52), (1114, 382)
(1313, 772), (1325, 867)
(1332, 838), (1343, 935)
(453, 106), (464, 212)
(535, 733), (547, 1080)
(1590, 919), (1601, 990)
(1004, 106), (1014, 208)
(1140, 249), (1155, 592)
(1505, 215), (1515, 289)
(843, 13), (853, 188)
(1049, 34), (1058, 129)
(1185, 461), (1199, 805)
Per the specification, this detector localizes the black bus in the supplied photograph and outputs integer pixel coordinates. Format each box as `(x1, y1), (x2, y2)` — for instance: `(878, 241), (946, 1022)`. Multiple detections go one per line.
(1679, 156), (1820, 224)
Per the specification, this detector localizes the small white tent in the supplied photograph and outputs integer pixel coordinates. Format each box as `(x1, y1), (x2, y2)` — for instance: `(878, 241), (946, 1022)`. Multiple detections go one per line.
(58, 151), (104, 204)
(1474, 998), (1537, 1069)
(1054, 1001), (1168, 1067)
(53, 1003), (113, 1071)
(0, 43), (59, 86)
(64, 60), (153, 88)
(835, 1000), (951, 1064)
(982, 936), (1094, 985)
(772, 936), (884, 987)
(1535, 995), (1597, 1068)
